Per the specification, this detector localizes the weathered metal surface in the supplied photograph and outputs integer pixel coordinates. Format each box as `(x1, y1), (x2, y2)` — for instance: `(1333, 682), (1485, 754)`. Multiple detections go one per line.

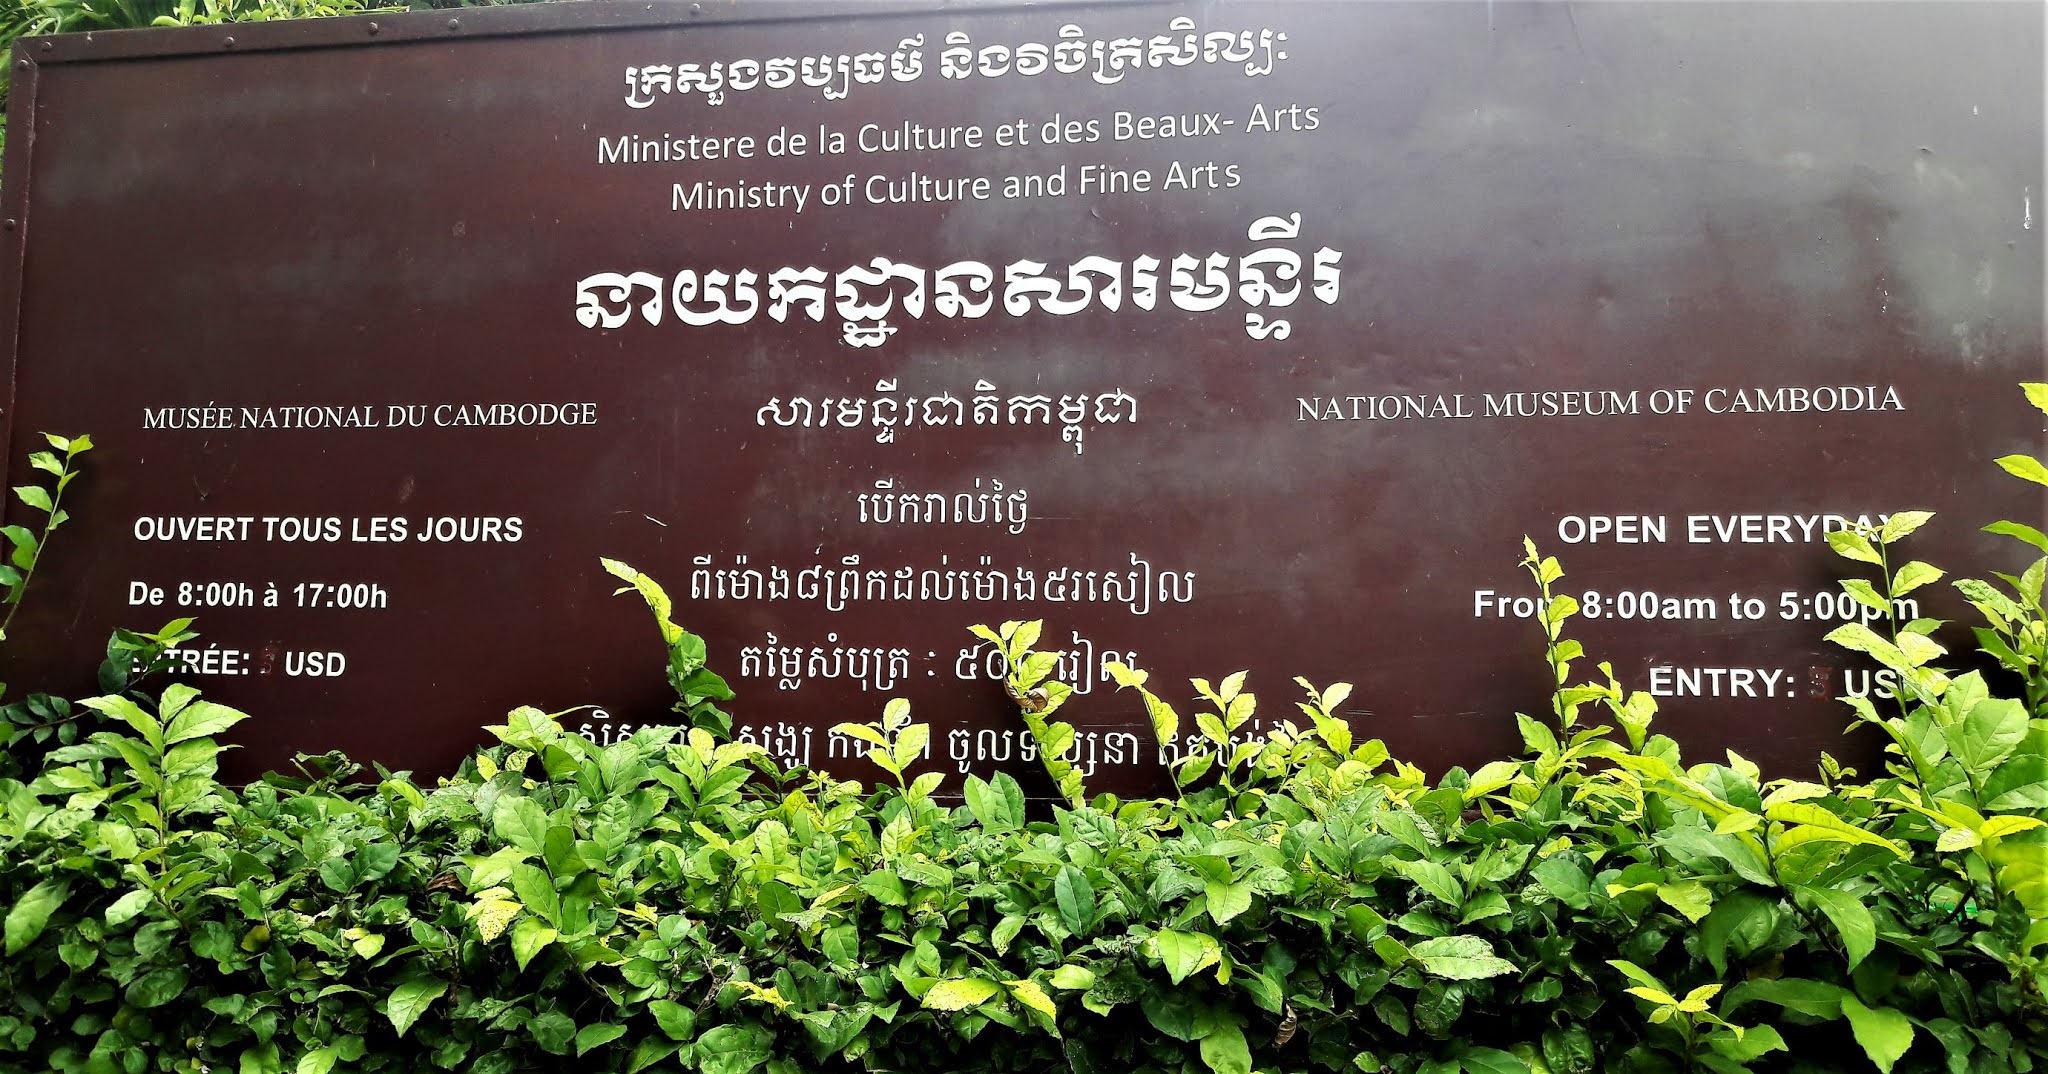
(1, 1), (2041, 789)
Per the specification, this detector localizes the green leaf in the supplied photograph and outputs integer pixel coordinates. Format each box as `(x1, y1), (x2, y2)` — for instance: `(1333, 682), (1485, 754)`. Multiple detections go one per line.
(510, 917), (556, 970)
(987, 771), (1026, 829)
(649, 999), (695, 1041)
(126, 967), (188, 1008)
(922, 977), (1003, 1011)
(385, 976), (446, 1037)
(1397, 859), (1464, 907)
(1055, 865), (1095, 932)
(1951, 698), (2028, 773)
(1827, 528), (1883, 565)
(1791, 886), (1875, 969)
(104, 889), (152, 927)
(1979, 814), (2045, 839)
(294, 1048), (338, 1074)
(1840, 997), (1914, 1074)
(1206, 879), (1253, 925)
(1457, 1046), (1533, 1074)
(1656, 881), (1714, 923)
(162, 699), (248, 746)
(1983, 753), (2048, 810)
(1459, 892), (1511, 925)
(574, 1022), (626, 1056)
(1995, 454), (2048, 487)
(893, 722), (930, 771)
(528, 1009), (575, 1055)
(1889, 561), (1943, 596)
(1723, 977), (1851, 1020)
(493, 796), (552, 856)
(1985, 520), (2048, 555)
(78, 695), (162, 749)
(1147, 929), (1223, 985)
(1198, 1023), (1252, 1074)
(858, 870), (907, 906)
(1006, 979), (1058, 1025)
(1878, 511), (1934, 544)
(4, 878), (68, 955)
(1697, 890), (1776, 976)
(696, 1024), (771, 1074)
(830, 721), (888, 748)
(1530, 857), (1591, 906)
(1934, 825), (1979, 852)
(2025, 382), (2048, 415)
(1766, 802), (1906, 858)
(510, 864), (560, 926)
(12, 485), (51, 513)
(821, 923), (858, 967)
(1410, 935), (1516, 980)
(1050, 964), (1096, 990)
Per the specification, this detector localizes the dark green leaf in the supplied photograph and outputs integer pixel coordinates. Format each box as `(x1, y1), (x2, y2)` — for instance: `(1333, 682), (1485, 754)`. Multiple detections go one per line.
(528, 1010), (575, 1055)
(1792, 885), (1876, 970)
(1055, 865), (1095, 933)
(385, 976), (447, 1038)
(125, 967), (188, 1008)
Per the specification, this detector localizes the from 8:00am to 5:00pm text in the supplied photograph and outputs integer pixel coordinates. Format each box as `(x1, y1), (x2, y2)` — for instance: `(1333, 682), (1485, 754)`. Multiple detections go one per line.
(1472, 589), (1918, 624)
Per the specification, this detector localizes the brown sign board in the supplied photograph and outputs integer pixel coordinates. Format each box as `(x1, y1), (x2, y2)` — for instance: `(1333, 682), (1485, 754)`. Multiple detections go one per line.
(1, 0), (2041, 793)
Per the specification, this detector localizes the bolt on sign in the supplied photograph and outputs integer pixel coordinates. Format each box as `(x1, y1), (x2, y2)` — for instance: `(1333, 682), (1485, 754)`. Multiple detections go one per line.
(0, 0), (2040, 791)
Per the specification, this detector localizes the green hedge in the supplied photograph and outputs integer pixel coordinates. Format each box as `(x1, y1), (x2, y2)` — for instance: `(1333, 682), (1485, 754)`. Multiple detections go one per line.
(3, 395), (2048, 1073)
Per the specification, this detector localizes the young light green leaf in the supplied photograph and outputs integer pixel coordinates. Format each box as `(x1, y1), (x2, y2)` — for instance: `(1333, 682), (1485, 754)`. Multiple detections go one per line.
(893, 723), (931, 770)
(1840, 997), (1914, 1074)
(1995, 454), (2048, 487)
(1935, 826), (1980, 852)
(1826, 528), (1883, 565)
(1049, 964), (1096, 990)
(1978, 815), (2046, 839)
(830, 721), (888, 747)
(1889, 561), (1943, 596)
(1984, 520), (2048, 555)
(2024, 382), (2048, 415)
(1656, 881), (1714, 923)
(12, 485), (52, 513)
(922, 977), (1003, 1011)
(1006, 979), (1059, 1023)
(1877, 511), (1934, 544)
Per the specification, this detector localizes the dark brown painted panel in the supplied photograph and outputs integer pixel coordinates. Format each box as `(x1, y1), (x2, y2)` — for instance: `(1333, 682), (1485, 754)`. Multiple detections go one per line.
(2, 0), (2042, 792)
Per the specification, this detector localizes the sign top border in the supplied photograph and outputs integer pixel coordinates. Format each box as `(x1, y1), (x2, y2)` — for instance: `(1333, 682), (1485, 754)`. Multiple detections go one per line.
(11, 0), (1167, 67)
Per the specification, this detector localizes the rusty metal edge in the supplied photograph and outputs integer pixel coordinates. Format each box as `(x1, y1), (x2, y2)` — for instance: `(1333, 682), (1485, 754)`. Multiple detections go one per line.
(19, 0), (1173, 65)
(0, 44), (35, 467)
